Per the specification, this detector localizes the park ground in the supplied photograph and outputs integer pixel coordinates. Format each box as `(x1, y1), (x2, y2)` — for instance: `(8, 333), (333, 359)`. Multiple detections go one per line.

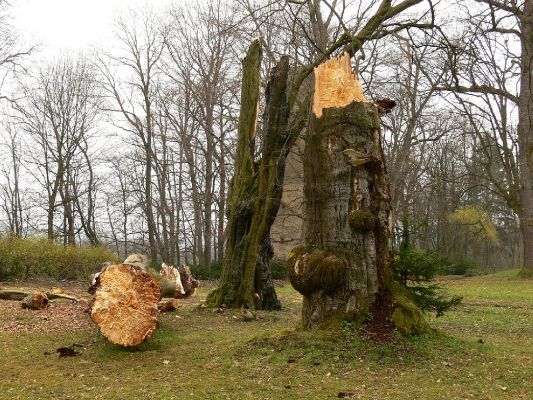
(0, 270), (531, 400)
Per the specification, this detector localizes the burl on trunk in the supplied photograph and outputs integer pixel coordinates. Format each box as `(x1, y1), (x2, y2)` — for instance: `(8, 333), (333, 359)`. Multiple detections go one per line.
(289, 53), (424, 334)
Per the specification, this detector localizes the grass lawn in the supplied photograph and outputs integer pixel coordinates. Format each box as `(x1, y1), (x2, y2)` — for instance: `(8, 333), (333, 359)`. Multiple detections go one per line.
(0, 270), (531, 399)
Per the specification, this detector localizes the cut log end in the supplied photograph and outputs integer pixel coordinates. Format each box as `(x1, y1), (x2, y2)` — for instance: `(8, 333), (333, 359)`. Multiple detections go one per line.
(90, 264), (160, 347)
(312, 52), (368, 118)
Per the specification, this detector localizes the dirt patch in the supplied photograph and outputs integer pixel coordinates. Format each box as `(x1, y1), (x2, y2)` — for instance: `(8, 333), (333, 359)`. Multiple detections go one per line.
(0, 299), (93, 333)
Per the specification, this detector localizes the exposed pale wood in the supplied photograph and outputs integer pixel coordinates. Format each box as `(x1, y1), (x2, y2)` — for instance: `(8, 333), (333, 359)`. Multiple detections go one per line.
(90, 264), (160, 347)
(173, 265), (199, 299)
(160, 263), (185, 296)
(312, 52), (368, 118)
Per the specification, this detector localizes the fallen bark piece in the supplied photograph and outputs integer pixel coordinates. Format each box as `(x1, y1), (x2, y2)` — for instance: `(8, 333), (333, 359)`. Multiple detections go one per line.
(90, 263), (160, 347)
(21, 291), (48, 310)
(56, 346), (80, 357)
(240, 308), (256, 321)
(157, 298), (180, 313)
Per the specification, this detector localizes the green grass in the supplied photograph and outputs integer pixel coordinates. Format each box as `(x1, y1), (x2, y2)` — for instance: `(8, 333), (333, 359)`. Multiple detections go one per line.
(1, 270), (532, 399)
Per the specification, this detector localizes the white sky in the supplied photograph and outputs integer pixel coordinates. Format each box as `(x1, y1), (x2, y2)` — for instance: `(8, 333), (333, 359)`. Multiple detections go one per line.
(11, 0), (173, 56)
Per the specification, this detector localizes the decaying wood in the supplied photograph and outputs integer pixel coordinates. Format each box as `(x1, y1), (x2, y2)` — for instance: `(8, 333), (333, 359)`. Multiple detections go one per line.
(206, 39), (293, 311)
(160, 263), (185, 296)
(173, 265), (199, 299)
(90, 263), (160, 347)
(21, 291), (48, 310)
(312, 52), (368, 118)
(157, 298), (180, 313)
(0, 289), (81, 303)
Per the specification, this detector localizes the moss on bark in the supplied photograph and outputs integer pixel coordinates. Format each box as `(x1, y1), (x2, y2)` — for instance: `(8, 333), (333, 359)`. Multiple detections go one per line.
(206, 40), (295, 311)
(288, 249), (347, 295)
(349, 209), (376, 232)
(386, 281), (426, 335)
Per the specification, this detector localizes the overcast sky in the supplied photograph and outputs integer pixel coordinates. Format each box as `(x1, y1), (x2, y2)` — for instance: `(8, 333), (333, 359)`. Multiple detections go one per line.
(11, 0), (173, 56)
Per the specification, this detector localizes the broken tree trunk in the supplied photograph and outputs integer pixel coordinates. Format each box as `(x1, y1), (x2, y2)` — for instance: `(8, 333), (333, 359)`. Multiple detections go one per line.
(90, 263), (160, 346)
(288, 53), (424, 334)
(206, 39), (295, 311)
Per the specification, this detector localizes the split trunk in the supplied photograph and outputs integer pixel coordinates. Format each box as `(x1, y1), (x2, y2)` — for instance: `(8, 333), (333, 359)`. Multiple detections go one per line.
(206, 39), (294, 310)
(288, 54), (424, 334)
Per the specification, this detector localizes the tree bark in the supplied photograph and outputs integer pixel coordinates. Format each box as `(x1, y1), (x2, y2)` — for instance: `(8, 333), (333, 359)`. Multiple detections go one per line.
(288, 54), (424, 334)
(206, 39), (293, 310)
(518, 1), (533, 276)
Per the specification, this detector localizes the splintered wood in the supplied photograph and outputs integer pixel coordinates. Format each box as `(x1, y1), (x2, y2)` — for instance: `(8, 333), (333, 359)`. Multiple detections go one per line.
(312, 52), (368, 118)
(90, 264), (160, 347)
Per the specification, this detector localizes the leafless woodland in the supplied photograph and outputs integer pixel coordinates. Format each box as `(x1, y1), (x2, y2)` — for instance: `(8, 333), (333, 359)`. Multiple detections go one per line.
(0, 0), (531, 274)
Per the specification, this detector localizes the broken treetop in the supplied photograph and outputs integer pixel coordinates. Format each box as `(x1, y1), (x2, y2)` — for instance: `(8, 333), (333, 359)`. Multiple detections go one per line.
(312, 52), (368, 118)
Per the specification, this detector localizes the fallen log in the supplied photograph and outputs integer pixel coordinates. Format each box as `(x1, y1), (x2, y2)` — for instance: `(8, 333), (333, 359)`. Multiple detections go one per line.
(0, 289), (81, 303)
(174, 265), (199, 299)
(90, 263), (160, 347)
(89, 257), (199, 300)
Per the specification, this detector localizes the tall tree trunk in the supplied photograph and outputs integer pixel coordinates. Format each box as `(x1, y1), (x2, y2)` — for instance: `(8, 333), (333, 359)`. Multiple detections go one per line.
(204, 107), (214, 267)
(288, 54), (424, 334)
(206, 39), (292, 310)
(518, 1), (533, 276)
(144, 142), (158, 262)
(217, 121), (227, 263)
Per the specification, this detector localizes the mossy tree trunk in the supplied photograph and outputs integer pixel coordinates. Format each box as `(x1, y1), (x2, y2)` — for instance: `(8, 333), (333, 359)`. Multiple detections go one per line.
(206, 39), (294, 310)
(289, 54), (424, 334)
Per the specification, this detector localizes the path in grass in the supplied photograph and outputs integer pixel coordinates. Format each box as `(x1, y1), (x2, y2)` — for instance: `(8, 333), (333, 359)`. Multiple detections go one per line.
(0, 271), (531, 399)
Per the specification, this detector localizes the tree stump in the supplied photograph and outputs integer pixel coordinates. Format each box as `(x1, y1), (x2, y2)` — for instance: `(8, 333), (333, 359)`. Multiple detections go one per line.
(288, 53), (424, 334)
(90, 264), (160, 346)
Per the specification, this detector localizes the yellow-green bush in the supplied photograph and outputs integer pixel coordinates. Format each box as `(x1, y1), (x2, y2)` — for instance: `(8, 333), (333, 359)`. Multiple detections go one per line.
(0, 235), (118, 280)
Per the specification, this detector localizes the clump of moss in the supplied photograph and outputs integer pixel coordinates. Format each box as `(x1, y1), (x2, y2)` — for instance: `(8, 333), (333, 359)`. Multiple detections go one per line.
(288, 248), (346, 295)
(205, 284), (233, 308)
(390, 282), (426, 335)
(349, 209), (375, 232)
(518, 267), (533, 279)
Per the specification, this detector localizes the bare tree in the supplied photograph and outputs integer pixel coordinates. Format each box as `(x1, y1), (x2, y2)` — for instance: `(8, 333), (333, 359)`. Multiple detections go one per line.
(0, 117), (25, 236)
(0, 0), (34, 103)
(97, 9), (167, 260)
(163, 0), (242, 266)
(436, 0), (532, 275)
(16, 56), (101, 244)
